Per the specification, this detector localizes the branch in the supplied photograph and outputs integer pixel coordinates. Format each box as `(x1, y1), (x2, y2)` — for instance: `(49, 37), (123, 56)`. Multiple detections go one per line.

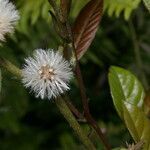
(74, 53), (111, 150)
(48, 1), (111, 149)
(64, 97), (86, 122)
(55, 97), (96, 150)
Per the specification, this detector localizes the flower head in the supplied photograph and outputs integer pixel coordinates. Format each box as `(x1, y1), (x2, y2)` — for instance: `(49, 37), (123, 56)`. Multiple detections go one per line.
(0, 0), (19, 41)
(22, 49), (73, 100)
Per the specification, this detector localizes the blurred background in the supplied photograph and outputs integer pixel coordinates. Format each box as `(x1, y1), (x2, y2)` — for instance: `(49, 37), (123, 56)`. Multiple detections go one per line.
(0, 0), (150, 149)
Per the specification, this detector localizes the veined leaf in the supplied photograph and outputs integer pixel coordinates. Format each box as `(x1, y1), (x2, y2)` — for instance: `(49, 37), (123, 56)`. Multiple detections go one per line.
(143, 0), (150, 11)
(104, 0), (141, 20)
(73, 0), (103, 59)
(108, 66), (150, 149)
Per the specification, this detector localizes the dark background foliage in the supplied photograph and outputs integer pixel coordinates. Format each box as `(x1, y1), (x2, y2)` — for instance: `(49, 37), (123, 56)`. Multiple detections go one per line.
(0, 0), (149, 149)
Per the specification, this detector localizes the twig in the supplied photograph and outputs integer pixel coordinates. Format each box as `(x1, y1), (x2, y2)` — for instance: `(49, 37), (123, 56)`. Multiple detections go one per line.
(65, 8), (111, 150)
(74, 52), (111, 150)
(66, 12), (111, 150)
(48, 0), (62, 20)
(55, 97), (96, 150)
(64, 98), (86, 121)
(48, 0), (111, 149)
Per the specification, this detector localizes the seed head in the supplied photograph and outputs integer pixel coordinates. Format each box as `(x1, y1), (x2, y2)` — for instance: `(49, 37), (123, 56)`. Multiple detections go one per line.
(22, 49), (73, 100)
(0, 0), (19, 41)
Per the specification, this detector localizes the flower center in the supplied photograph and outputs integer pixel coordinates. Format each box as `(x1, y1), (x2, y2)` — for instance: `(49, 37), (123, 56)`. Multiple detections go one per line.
(38, 65), (55, 81)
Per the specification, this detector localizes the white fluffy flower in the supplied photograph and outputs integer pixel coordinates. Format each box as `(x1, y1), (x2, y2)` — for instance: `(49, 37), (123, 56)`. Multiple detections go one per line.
(22, 49), (73, 100)
(0, 0), (19, 41)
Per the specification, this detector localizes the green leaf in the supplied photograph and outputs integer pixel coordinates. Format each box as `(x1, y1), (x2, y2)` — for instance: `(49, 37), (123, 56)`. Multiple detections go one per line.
(108, 66), (150, 149)
(17, 0), (50, 33)
(143, 0), (150, 11)
(104, 0), (141, 20)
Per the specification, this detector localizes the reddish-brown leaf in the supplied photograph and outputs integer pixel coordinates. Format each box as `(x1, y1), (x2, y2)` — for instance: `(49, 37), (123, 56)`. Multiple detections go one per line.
(72, 0), (103, 59)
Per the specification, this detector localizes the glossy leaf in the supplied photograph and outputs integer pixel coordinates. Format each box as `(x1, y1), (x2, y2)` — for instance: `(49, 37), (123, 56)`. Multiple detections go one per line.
(73, 0), (103, 59)
(143, 0), (150, 11)
(108, 66), (150, 149)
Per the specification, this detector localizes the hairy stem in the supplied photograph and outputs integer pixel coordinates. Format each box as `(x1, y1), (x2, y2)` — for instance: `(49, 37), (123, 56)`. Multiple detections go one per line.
(48, 0), (111, 149)
(0, 57), (21, 77)
(55, 97), (96, 150)
(129, 20), (149, 90)
(48, 0), (63, 23)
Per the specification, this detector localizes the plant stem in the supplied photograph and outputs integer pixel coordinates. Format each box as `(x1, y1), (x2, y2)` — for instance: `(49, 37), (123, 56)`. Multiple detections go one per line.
(74, 58), (111, 150)
(55, 97), (96, 150)
(66, 19), (111, 150)
(0, 57), (21, 77)
(64, 97), (85, 121)
(48, 0), (63, 23)
(129, 20), (149, 90)
(48, 1), (111, 149)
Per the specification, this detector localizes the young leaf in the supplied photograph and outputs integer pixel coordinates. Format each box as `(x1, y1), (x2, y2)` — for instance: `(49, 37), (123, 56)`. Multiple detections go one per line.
(108, 66), (150, 149)
(73, 0), (103, 59)
(143, 0), (150, 11)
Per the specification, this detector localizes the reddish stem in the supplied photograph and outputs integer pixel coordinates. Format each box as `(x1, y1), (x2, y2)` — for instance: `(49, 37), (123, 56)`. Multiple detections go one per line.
(74, 60), (111, 150)
(64, 98), (85, 120)
(64, 17), (111, 150)
(48, 0), (111, 149)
